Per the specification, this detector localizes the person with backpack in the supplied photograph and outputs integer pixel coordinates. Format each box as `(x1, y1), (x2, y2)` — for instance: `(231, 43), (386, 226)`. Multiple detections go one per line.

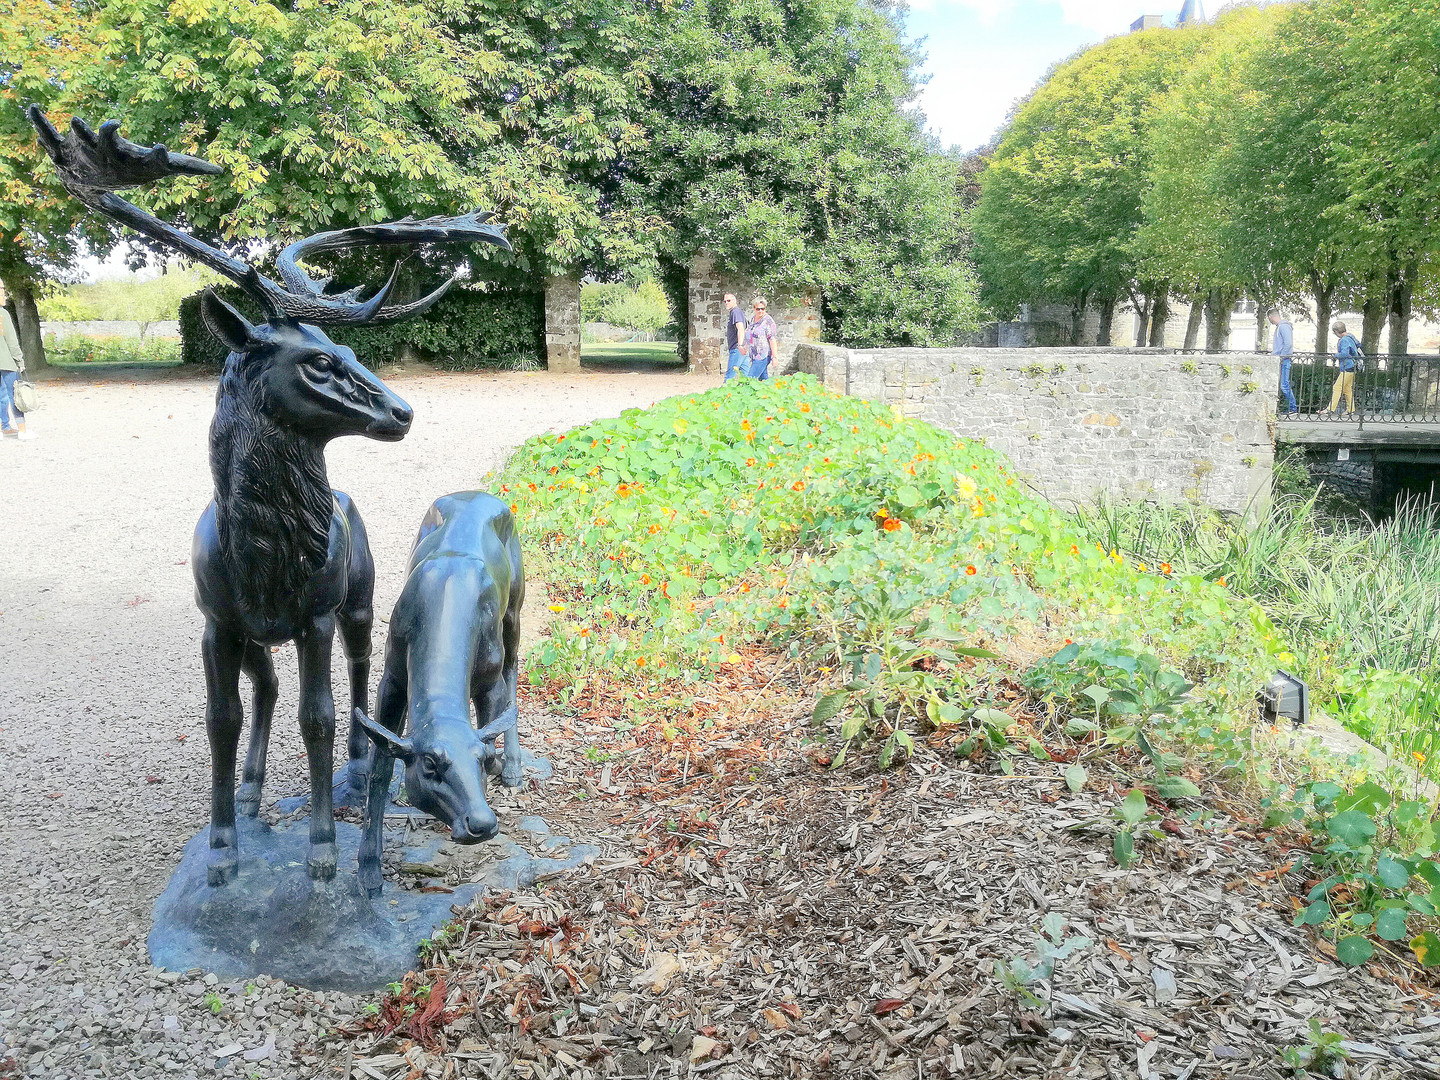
(1328, 320), (1361, 416)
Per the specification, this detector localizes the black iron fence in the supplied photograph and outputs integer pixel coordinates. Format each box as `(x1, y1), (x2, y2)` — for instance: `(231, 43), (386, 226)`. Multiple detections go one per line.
(1274, 353), (1440, 424)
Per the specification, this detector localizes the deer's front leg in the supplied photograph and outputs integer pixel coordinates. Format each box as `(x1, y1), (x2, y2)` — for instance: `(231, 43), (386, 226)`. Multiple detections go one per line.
(202, 621), (248, 885)
(296, 616), (339, 881)
(359, 647), (409, 899)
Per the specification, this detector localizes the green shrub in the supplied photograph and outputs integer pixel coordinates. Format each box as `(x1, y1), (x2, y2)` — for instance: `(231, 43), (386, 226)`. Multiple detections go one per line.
(177, 283), (544, 369)
(44, 335), (181, 365)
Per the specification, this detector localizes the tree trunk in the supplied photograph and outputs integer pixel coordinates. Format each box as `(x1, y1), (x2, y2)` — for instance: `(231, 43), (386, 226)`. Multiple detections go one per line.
(1182, 294), (1204, 351)
(1204, 288), (1234, 352)
(0, 274), (48, 375)
(1254, 302), (1271, 352)
(1096, 294), (1116, 346)
(1311, 271), (1334, 356)
(1070, 289), (1089, 346)
(1149, 286), (1170, 347)
(1388, 260), (1416, 356)
(1133, 290), (1152, 348)
(1362, 292), (1386, 356)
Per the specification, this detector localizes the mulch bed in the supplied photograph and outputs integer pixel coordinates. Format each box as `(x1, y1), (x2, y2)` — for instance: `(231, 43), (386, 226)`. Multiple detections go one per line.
(323, 657), (1440, 1080)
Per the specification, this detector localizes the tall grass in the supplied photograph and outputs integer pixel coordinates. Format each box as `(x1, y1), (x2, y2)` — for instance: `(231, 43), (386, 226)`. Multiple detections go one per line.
(1076, 494), (1440, 771)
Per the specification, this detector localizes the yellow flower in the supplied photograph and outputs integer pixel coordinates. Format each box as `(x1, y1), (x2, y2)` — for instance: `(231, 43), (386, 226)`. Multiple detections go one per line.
(1414, 752), (1427, 766)
(548, 604), (567, 613)
(726, 653), (742, 665)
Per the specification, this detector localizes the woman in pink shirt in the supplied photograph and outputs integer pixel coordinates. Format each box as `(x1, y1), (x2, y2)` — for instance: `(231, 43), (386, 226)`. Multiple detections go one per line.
(744, 296), (779, 380)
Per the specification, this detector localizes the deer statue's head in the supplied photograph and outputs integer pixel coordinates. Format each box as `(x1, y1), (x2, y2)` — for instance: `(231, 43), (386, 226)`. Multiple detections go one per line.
(200, 298), (414, 443)
(27, 107), (511, 448)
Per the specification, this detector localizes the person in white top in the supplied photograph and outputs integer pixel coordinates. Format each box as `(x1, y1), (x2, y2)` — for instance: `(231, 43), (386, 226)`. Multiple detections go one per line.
(0, 288), (31, 440)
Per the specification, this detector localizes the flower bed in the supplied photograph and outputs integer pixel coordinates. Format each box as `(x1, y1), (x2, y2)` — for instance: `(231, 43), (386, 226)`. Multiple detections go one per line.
(495, 374), (1440, 968)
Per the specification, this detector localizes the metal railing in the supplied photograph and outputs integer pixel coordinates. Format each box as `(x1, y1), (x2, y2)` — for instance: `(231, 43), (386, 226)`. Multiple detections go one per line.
(1275, 353), (1440, 424)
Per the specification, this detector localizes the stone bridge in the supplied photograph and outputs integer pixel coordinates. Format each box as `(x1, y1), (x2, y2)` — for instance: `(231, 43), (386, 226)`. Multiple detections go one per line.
(795, 344), (1276, 515)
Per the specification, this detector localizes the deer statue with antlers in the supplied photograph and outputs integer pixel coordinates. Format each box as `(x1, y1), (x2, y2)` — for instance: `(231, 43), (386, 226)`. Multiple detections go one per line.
(29, 108), (512, 886)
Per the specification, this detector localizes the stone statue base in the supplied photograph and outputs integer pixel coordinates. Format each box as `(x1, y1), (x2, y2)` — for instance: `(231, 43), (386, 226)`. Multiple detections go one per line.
(149, 809), (592, 991)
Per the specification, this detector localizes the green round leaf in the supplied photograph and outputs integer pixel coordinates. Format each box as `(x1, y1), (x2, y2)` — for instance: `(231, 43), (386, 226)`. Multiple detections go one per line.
(1326, 810), (1378, 848)
(1375, 908), (1410, 942)
(1335, 935), (1374, 966)
(1376, 856), (1412, 890)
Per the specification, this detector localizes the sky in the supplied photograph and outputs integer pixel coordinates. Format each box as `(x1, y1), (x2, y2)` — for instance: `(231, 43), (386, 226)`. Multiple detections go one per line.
(904, 1), (1190, 152)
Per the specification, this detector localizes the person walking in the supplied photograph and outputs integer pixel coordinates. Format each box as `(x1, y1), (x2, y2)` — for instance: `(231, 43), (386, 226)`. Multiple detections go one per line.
(1269, 310), (1297, 415)
(1328, 320), (1360, 417)
(0, 293), (29, 440)
(722, 293), (747, 382)
(743, 296), (778, 380)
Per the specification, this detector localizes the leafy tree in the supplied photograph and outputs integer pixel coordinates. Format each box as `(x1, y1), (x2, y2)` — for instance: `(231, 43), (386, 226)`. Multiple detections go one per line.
(0, 0), (113, 371)
(974, 25), (1210, 345)
(634, 0), (977, 348)
(1312, 0), (1440, 355)
(1139, 5), (1286, 350)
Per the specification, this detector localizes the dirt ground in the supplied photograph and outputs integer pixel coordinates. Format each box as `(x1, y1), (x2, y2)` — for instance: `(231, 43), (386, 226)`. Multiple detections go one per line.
(0, 363), (701, 1079)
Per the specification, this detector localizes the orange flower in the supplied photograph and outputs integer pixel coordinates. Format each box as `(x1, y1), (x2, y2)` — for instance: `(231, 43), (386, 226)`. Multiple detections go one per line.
(778, 597), (789, 609)
(1069, 544), (1079, 556)
(746, 457), (757, 467)
(578, 626), (591, 637)
(823, 456), (831, 463)
(965, 564), (977, 575)
(800, 403), (811, 413)
(500, 484), (511, 493)
(548, 465), (558, 474)
(1160, 562), (1172, 575)
(510, 502), (519, 514)
(557, 434), (566, 441)
(792, 480), (806, 492)
(882, 517), (902, 532)
(1218, 576), (1228, 587)
(1064, 638), (1073, 645)
(527, 482), (538, 493)
(741, 418), (754, 432)
(662, 581), (671, 598)
(740, 582), (751, 592)
(636, 655), (647, 667)
(647, 523), (662, 534)
(640, 573), (652, 585)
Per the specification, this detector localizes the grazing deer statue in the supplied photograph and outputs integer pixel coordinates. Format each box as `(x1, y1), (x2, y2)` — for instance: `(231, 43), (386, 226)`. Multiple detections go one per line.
(30, 108), (512, 886)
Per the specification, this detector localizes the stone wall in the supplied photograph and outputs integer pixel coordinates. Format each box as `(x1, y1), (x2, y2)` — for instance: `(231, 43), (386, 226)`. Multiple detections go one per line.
(686, 252), (823, 376)
(543, 276), (581, 373)
(797, 344), (1278, 514)
(42, 320), (180, 340)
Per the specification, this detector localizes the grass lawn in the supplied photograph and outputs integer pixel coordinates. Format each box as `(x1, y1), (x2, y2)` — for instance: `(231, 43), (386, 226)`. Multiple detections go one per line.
(580, 340), (682, 369)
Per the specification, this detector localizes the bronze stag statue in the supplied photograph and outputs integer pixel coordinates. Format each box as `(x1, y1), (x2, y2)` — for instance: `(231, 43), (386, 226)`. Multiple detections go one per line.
(29, 108), (512, 886)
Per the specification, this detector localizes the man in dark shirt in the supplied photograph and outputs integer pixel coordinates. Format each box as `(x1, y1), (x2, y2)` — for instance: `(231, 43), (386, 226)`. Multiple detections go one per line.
(723, 293), (747, 382)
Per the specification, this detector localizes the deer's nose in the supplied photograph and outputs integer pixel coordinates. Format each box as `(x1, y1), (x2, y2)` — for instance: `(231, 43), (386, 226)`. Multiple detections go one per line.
(388, 401), (414, 429)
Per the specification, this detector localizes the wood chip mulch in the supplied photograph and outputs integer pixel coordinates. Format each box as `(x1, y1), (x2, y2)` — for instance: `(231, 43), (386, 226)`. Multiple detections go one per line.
(324, 658), (1440, 1080)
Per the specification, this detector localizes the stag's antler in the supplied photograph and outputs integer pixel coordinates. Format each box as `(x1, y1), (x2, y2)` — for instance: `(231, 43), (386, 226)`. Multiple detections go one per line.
(28, 108), (511, 325)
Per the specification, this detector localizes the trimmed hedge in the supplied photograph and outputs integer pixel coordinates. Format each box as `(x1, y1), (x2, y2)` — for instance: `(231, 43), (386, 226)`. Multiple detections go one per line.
(178, 283), (545, 369)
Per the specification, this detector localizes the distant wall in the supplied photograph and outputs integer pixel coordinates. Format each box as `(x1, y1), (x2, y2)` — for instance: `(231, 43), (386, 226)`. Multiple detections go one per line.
(797, 344), (1277, 514)
(42, 320), (180, 340)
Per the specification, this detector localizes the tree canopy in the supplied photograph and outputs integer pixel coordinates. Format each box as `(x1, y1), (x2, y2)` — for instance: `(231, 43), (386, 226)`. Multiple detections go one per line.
(973, 0), (1440, 354)
(5, 0), (982, 355)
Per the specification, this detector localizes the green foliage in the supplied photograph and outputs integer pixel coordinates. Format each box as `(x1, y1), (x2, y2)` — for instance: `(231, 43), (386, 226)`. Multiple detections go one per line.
(1078, 495), (1440, 782)
(1265, 778), (1440, 967)
(43, 335), (181, 365)
(177, 284), (543, 369)
(974, 25), (1210, 316)
(496, 376), (1276, 782)
(1281, 1019), (1349, 1076)
(202, 991), (223, 1015)
(581, 276), (670, 335)
(993, 912), (1092, 1013)
(38, 267), (221, 325)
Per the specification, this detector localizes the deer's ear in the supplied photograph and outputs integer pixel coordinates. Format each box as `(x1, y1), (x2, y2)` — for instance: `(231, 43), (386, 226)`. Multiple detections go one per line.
(200, 291), (256, 353)
(353, 709), (415, 763)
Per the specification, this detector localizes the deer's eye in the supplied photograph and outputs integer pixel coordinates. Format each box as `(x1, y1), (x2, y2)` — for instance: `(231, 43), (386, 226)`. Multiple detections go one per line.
(300, 352), (333, 376)
(420, 753), (449, 781)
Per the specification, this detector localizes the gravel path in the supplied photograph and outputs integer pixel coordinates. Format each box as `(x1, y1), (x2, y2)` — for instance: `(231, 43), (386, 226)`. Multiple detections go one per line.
(0, 364), (700, 1078)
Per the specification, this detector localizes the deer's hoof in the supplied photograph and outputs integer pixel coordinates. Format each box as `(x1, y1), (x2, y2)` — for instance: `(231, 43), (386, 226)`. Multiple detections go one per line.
(236, 783), (262, 817)
(206, 850), (238, 886)
(306, 843), (338, 882)
(358, 859), (383, 900)
(500, 758), (524, 789)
